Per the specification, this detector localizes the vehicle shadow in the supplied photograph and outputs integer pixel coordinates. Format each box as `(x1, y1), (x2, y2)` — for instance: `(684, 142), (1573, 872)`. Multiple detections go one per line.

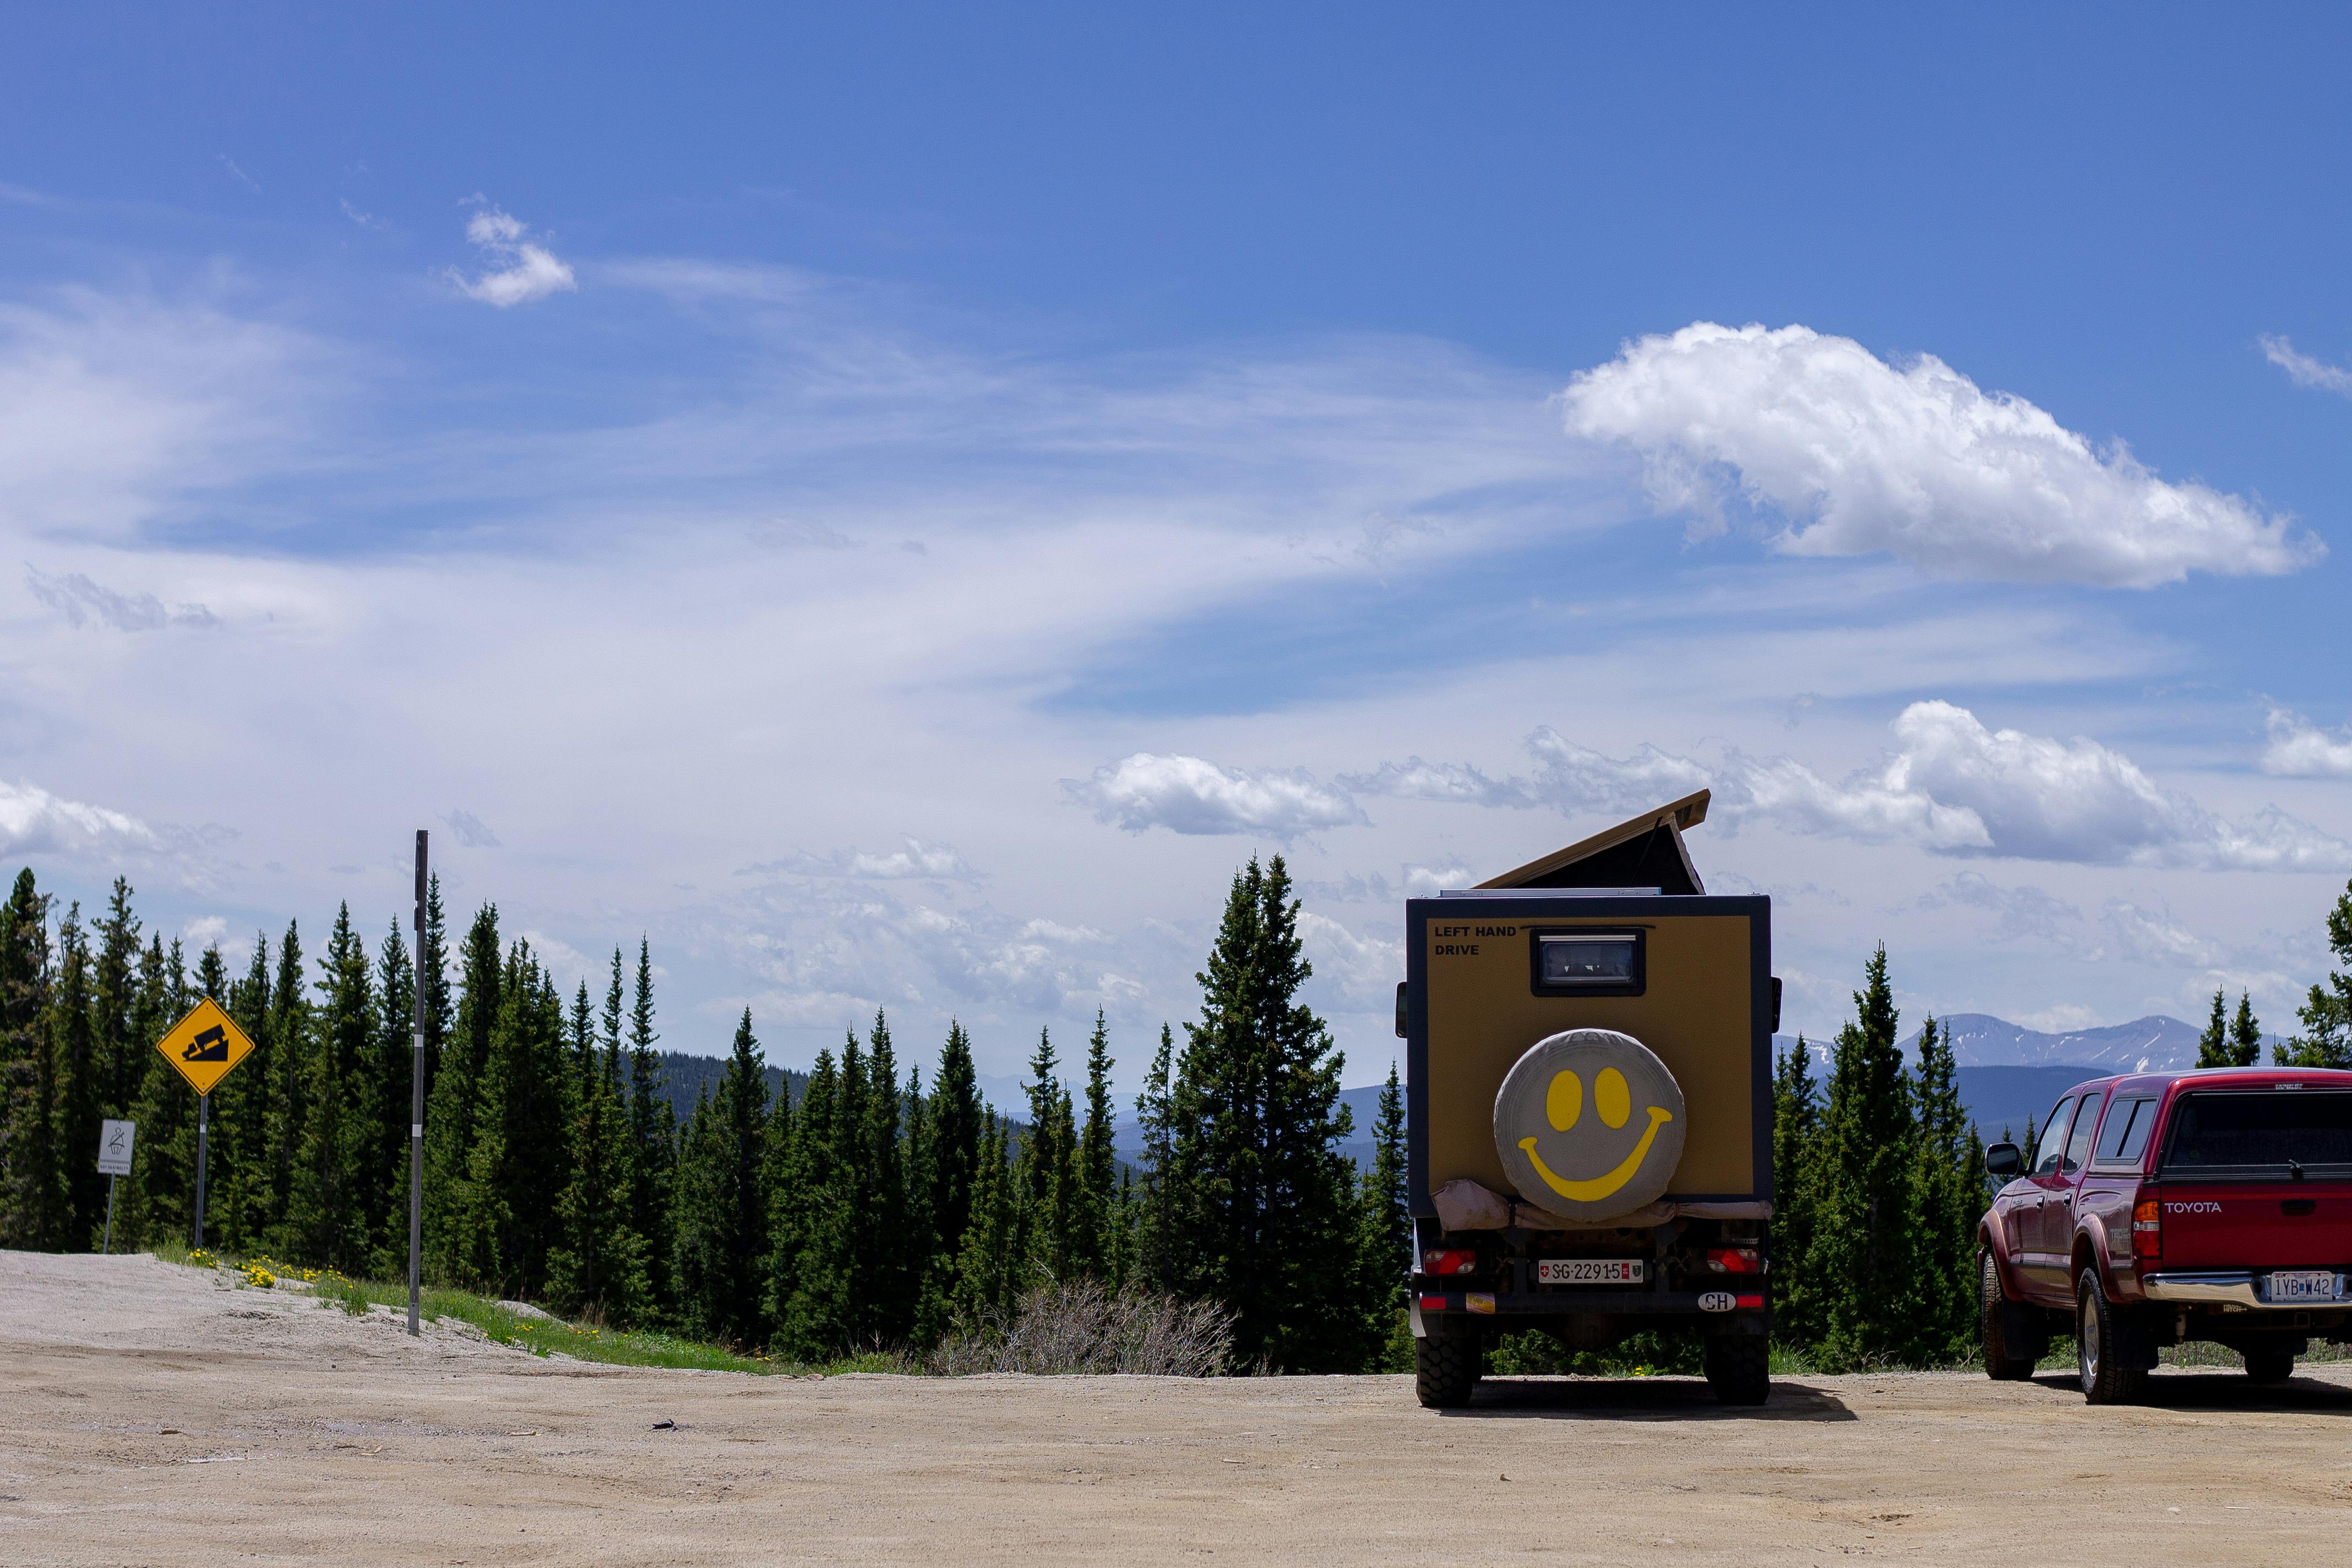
(2028, 1369), (2352, 1414)
(1440, 1375), (1856, 1422)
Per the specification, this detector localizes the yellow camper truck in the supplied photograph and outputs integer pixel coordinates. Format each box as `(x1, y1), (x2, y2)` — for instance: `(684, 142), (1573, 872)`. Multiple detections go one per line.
(1399, 790), (1779, 1406)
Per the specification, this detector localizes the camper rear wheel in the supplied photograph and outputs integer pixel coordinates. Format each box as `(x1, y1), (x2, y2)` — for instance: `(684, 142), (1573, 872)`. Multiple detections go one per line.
(1703, 1333), (1770, 1406)
(1414, 1328), (1480, 1408)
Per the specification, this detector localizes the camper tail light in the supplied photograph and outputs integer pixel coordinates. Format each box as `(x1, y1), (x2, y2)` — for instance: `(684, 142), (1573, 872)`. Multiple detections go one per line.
(1421, 1249), (1480, 1276)
(1703, 1246), (1762, 1275)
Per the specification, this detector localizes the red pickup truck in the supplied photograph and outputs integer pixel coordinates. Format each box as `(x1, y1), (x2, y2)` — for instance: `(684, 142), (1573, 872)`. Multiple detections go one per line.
(1980, 1066), (2352, 1403)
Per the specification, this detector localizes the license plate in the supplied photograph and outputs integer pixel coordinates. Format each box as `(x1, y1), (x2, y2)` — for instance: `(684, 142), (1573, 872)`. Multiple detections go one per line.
(1538, 1259), (1643, 1285)
(2267, 1270), (2338, 1302)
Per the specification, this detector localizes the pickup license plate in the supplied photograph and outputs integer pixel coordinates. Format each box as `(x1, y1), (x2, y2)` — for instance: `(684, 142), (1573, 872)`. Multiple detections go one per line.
(2267, 1270), (2338, 1302)
(1538, 1259), (1643, 1286)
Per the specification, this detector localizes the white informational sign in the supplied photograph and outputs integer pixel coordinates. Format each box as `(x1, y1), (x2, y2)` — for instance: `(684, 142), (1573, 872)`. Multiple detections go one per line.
(98, 1119), (135, 1177)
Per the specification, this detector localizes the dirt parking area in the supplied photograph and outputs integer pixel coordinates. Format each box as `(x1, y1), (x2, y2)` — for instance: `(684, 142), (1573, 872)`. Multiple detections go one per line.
(4, 1249), (2349, 1566)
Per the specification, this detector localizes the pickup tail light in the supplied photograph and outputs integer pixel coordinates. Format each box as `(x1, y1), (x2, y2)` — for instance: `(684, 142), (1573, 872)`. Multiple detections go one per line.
(1703, 1246), (1762, 1275)
(2132, 1197), (2162, 1263)
(1420, 1249), (1479, 1276)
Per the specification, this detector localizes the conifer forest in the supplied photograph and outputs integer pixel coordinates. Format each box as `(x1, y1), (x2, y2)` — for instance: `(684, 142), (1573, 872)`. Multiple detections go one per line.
(9, 854), (2349, 1374)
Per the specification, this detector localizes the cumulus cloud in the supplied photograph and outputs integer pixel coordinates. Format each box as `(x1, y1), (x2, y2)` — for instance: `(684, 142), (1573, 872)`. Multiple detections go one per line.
(0, 778), (156, 857)
(2261, 335), (2352, 398)
(2262, 706), (2352, 778)
(1065, 753), (1367, 839)
(1362, 703), (2350, 872)
(1563, 322), (2320, 586)
(26, 565), (218, 630)
(447, 203), (576, 308)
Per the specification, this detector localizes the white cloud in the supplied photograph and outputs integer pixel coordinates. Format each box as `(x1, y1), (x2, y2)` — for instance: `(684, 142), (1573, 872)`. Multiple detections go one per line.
(447, 203), (576, 308)
(339, 198), (385, 232)
(1297, 911), (1406, 1010)
(1338, 757), (1532, 808)
(2262, 706), (2352, 778)
(1362, 702), (2350, 872)
(1563, 322), (2320, 586)
(2260, 334), (2352, 398)
(26, 566), (218, 630)
(1065, 753), (1367, 839)
(0, 778), (157, 858)
(847, 839), (978, 880)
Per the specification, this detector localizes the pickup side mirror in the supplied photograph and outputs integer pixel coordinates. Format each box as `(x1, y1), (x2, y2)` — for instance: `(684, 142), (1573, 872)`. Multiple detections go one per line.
(1984, 1141), (2022, 1179)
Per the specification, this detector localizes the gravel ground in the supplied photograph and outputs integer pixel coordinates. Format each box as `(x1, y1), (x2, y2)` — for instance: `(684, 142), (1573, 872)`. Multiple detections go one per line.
(4, 1248), (2349, 1566)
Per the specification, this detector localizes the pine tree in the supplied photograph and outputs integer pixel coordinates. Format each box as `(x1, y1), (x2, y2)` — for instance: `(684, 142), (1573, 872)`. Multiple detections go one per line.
(673, 1009), (771, 1346)
(0, 870), (66, 1249)
(2229, 992), (2262, 1068)
(292, 904), (373, 1270)
(1070, 1009), (1118, 1283)
(121, 935), (196, 1248)
(461, 946), (573, 1294)
(1130, 1022), (1178, 1293)
(2197, 989), (2229, 1068)
(1352, 1063), (1410, 1370)
(549, 979), (650, 1322)
(423, 905), (500, 1283)
(1768, 1035), (1823, 1347)
(214, 936), (271, 1250)
(1167, 856), (1371, 1372)
(858, 1011), (913, 1343)
(768, 1046), (852, 1358)
(2280, 880), (2352, 1069)
(1905, 1016), (1977, 1363)
(913, 1022), (982, 1343)
(1809, 946), (1917, 1370)
(368, 919), (417, 1273)
(52, 904), (100, 1246)
(90, 878), (142, 1121)
(951, 1112), (1021, 1321)
(259, 919), (309, 1253)
(1018, 1027), (1074, 1283)
(623, 940), (677, 1318)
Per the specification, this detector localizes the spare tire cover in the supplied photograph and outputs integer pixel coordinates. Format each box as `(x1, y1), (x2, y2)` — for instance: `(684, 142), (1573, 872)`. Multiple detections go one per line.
(1493, 1028), (1687, 1222)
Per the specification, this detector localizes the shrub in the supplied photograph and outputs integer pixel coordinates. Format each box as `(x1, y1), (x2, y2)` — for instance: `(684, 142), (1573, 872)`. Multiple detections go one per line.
(928, 1280), (1234, 1378)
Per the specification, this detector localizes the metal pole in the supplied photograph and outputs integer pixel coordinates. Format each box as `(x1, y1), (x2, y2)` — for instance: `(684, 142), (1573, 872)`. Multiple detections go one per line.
(103, 1174), (117, 1254)
(194, 1093), (209, 1250)
(407, 829), (428, 1335)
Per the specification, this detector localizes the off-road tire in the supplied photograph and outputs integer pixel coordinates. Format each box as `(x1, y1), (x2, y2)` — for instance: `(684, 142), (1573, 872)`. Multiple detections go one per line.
(1703, 1333), (1770, 1406)
(1980, 1251), (2039, 1380)
(2244, 1349), (2296, 1385)
(1415, 1330), (1480, 1408)
(2077, 1268), (2147, 1406)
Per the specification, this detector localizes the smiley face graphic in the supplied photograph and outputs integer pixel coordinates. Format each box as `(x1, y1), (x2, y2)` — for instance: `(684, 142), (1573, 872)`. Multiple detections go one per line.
(1492, 1028), (1687, 1221)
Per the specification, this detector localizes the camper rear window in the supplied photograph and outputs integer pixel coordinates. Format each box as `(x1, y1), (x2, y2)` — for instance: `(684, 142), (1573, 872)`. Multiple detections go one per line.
(1532, 932), (1643, 995)
(2162, 1092), (2352, 1172)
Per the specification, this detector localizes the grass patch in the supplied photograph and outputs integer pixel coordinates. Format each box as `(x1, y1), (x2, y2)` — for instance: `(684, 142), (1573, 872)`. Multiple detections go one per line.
(149, 1241), (883, 1376)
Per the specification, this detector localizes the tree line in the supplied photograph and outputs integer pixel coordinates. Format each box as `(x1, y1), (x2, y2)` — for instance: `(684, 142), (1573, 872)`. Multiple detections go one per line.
(0, 857), (1411, 1373)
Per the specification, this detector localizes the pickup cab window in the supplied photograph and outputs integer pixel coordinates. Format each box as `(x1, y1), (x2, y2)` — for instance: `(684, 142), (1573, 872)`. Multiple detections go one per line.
(2093, 1097), (2157, 1166)
(2032, 1097), (2077, 1177)
(2062, 1097), (2100, 1174)
(2164, 1091), (2352, 1171)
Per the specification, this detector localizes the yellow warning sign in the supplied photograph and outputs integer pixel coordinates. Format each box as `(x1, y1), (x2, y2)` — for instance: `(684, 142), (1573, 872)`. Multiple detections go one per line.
(155, 998), (257, 1096)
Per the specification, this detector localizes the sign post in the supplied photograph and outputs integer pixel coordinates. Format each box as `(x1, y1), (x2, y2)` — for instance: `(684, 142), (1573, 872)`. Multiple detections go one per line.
(97, 1119), (134, 1254)
(155, 998), (260, 1250)
(407, 829), (428, 1336)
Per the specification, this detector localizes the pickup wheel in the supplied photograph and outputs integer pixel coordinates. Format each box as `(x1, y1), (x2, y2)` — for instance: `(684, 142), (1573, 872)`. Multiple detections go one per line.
(1414, 1327), (1480, 1409)
(2076, 1268), (2147, 1406)
(1703, 1333), (1770, 1406)
(1980, 1251), (2039, 1380)
(2243, 1349), (2296, 1385)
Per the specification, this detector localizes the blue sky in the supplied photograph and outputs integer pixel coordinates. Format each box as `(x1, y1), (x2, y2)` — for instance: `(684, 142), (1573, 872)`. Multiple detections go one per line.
(4, 5), (2351, 1086)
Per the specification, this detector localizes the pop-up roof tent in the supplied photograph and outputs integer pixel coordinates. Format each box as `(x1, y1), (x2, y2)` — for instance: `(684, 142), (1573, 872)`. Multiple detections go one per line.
(1471, 787), (1710, 895)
